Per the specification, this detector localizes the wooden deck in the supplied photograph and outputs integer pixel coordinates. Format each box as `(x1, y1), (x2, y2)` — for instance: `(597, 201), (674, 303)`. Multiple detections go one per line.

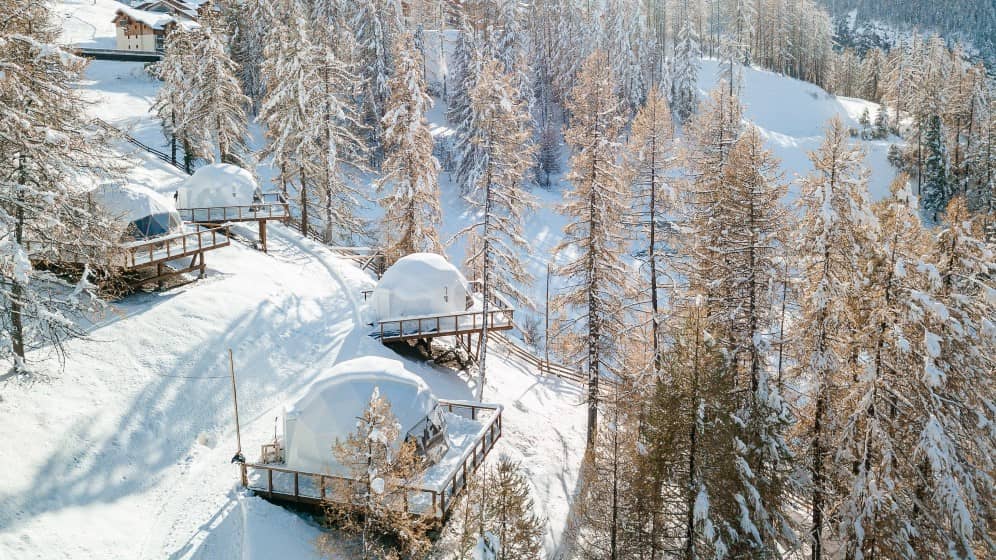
(242, 401), (502, 522)
(27, 225), (230, 289)
(177, 193), (290, 252)
(374, 286), (515, 350)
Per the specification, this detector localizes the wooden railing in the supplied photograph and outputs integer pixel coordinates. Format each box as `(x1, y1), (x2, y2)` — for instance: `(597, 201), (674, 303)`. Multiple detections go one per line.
(177, 201), (290, 223)
(244, 401), (502, 520)
(376, 306), (514, 342)
(118, 225), (230, 268)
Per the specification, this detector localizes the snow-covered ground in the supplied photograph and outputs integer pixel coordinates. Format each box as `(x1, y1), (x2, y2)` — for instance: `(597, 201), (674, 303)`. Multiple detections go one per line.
(0, 4), (902, 557)
(0, 214), (587, 557)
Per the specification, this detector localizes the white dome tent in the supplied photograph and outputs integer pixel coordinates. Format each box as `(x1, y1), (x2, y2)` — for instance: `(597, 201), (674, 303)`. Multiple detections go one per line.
(282, 357), (448, 475)
(177, 163), (261, 208)
(371, 253), (473, 322)
(92, 183), (182, 239)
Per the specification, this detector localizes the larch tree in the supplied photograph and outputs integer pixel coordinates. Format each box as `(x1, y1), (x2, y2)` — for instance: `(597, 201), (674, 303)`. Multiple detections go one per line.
(792, 117), (879, 560)
(555, 50), (630, 449)
(0, 0), (120, 371)
(352, 0), (401, 163)
(377, 32), (442, 264)
(322, 387), (431, 560)
(308, 0), (369, 243)
(152, 28), (198, 173)
(908, 197), (995, 559)
(485, 457), (545, 560)
(460, 59), (537, 400)
(626, 86), (677, 374)
(186, 11), (251, 167)
(683, 103), (798, 555)
(833, 175), (927, 559)
(259, 0), (318, 235)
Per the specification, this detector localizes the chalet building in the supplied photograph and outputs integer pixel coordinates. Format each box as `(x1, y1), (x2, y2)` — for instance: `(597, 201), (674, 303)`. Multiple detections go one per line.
(112, 0), (207, 52)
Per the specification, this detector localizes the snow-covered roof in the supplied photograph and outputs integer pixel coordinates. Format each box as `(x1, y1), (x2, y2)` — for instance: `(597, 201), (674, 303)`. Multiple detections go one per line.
(283, 357), (441, 474)
(114, 6), (177, 30)
(92, 183), (183, 238)
(178, 163), (260, 208)
(372, 253), (472, 321)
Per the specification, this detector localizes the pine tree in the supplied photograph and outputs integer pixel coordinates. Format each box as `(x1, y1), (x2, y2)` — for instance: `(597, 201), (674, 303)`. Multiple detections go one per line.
(322, 387), (431, 559)
(627, 87), (676, 373)
(872, 106), (890, 139)
(921, 113), (952, 222)
(0, 0), (120, 371)
(555, 50), (630, 448)
(793, 117), (879, 560)
(152, 28), (197, 172)
(450, 21), (488, 196)
(460, 59), (537, 400)
(671, 2), (701, 124)
(185, 10), (251, 167)
(377, 32), (442, 263)
(217, 0), (271, 114)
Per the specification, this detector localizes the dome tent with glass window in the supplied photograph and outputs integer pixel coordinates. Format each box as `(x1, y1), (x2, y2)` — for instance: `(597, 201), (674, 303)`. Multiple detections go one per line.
(282, 357), (449, 475)
(371, 253), (473, 322)
(177, 163), (262, 209)
(92, 183), (182, 239)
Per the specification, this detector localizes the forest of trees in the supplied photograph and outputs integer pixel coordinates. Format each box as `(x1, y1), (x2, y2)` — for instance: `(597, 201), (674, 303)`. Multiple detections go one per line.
(3, 0), (994, 557)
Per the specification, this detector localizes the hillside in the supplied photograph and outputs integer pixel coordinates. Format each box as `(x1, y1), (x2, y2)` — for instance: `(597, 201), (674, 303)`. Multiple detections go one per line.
(0, 2), (917, 558)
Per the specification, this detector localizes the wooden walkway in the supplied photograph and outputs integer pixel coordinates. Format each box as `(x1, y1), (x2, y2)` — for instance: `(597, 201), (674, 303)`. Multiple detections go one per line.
(28, 225), (230, 289)
(242, 401), (502, 522)
(177, 193), (290, 252)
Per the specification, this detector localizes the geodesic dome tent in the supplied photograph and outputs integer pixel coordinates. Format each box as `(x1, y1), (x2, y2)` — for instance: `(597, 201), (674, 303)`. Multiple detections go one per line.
(282, 357), (448, 475)
(371, 253), (473, 322)
(178, 163), (261, 208)
(92, 183), (182, 239)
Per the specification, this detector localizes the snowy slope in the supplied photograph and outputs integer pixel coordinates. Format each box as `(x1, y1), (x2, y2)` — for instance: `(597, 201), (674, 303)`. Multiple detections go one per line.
(0, 8), (902, 557)
(0, 216), (586, 558)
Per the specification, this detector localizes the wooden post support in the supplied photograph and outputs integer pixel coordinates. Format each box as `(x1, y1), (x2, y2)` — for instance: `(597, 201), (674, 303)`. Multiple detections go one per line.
(229, 349), (247, 487)
(258, 219), (268, 253)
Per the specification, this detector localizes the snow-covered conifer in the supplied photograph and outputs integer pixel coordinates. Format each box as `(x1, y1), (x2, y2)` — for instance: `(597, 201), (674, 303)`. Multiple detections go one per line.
(377, 33), (442, 263)
(555, 50), (630, 448)
(626, 87), (676, 372)
(792, 117), (879, 560)
(323, 387), (431, 559)
(352, 0), (401, 162)
(460, 58), (537, 399)
(0, 0), (120, 370)
(920, 113), (952, 222)
(670, 3), (701, 124)
(152, 28), (198, 172)
(185, 11), (251, 167)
